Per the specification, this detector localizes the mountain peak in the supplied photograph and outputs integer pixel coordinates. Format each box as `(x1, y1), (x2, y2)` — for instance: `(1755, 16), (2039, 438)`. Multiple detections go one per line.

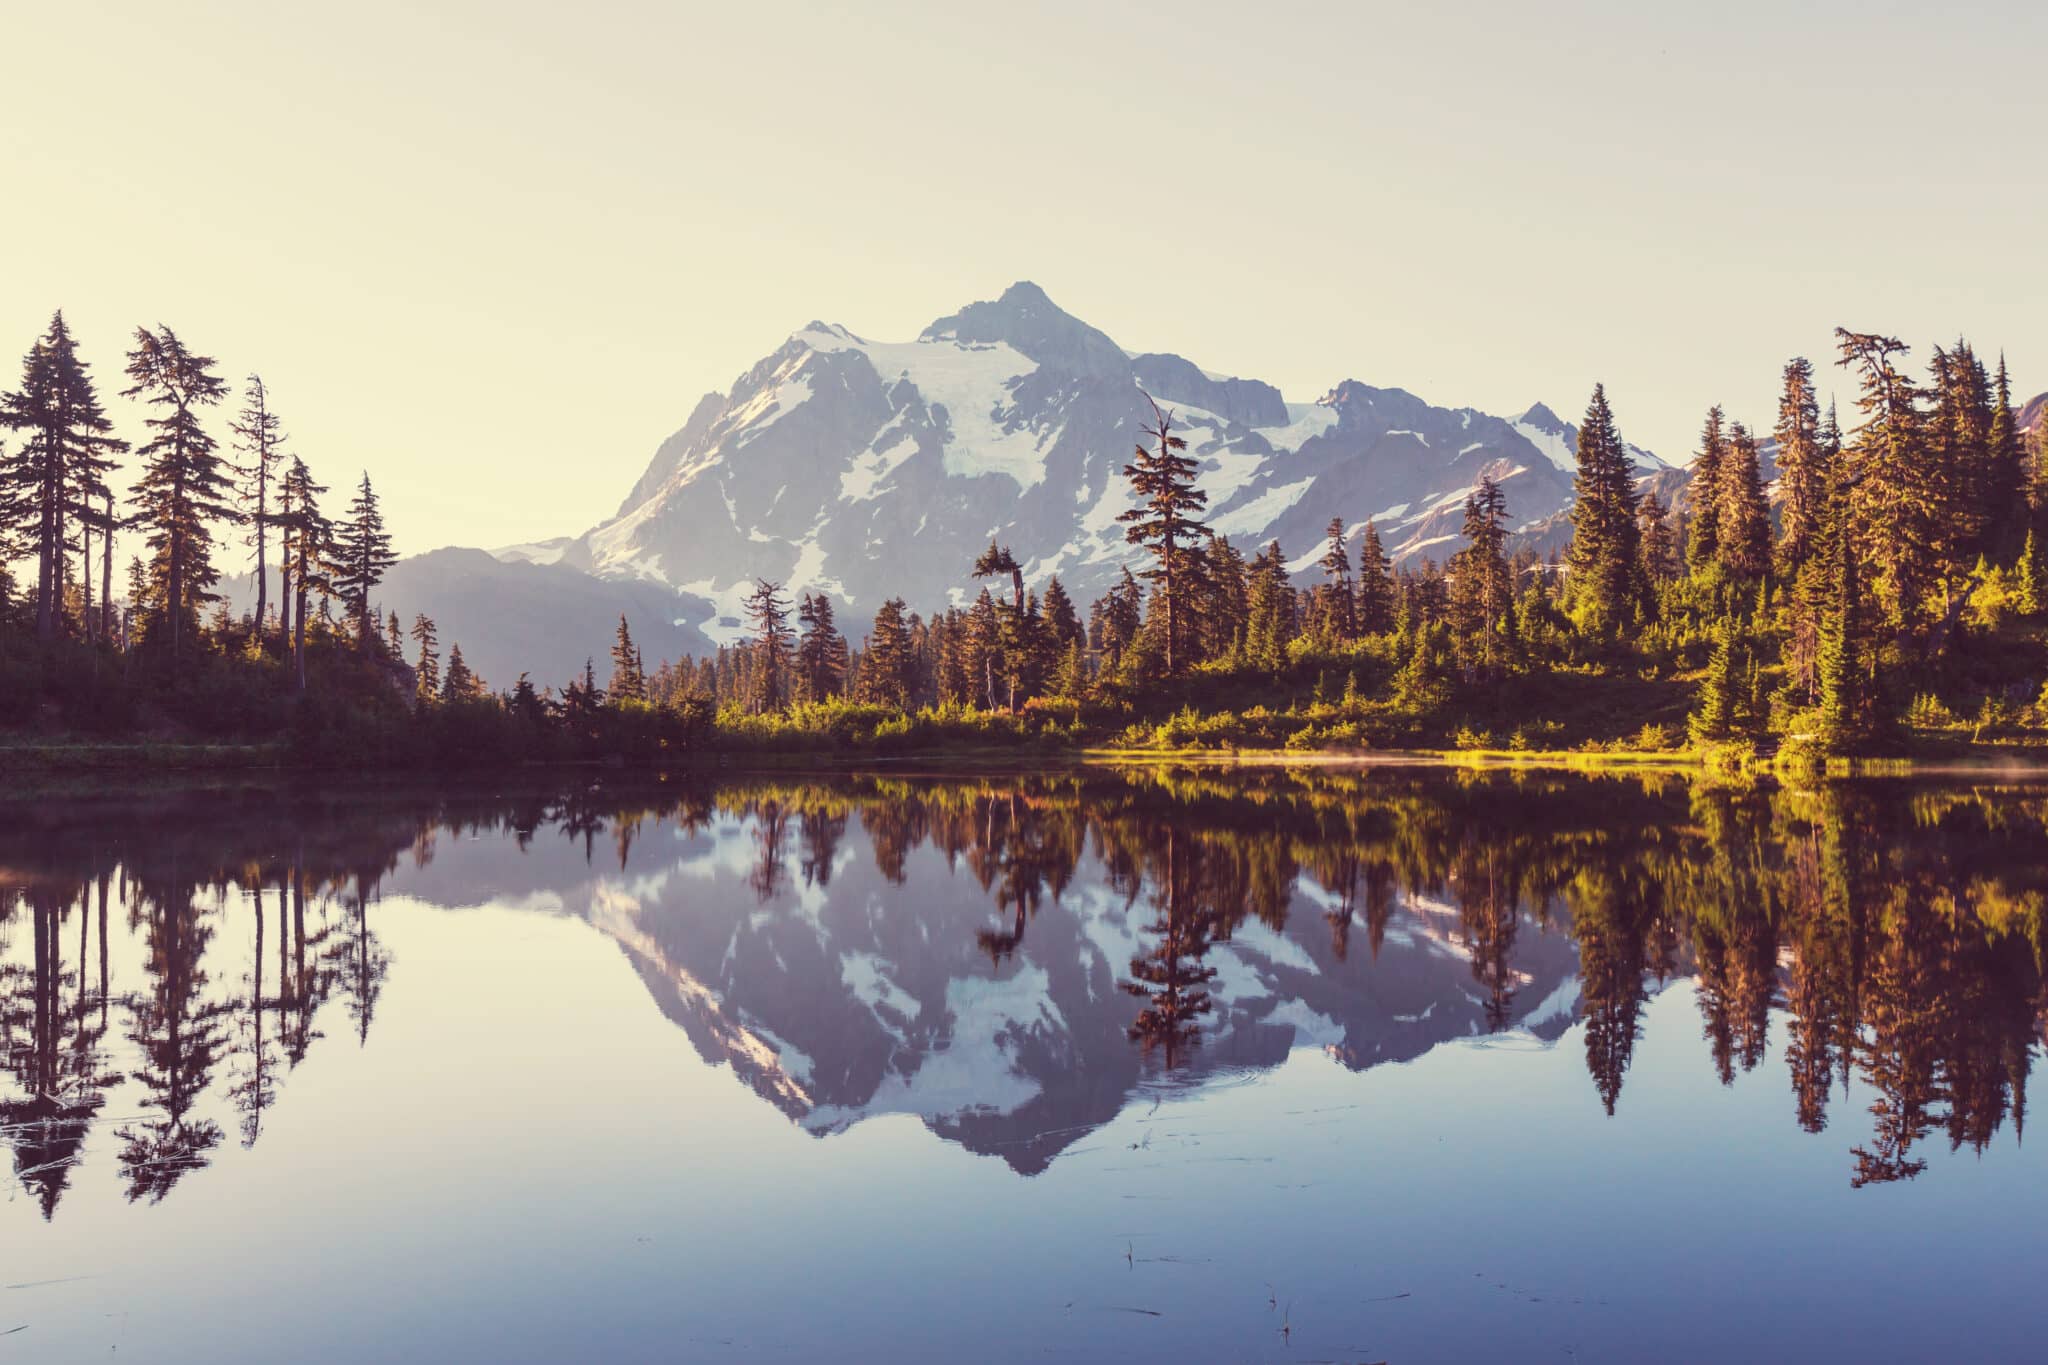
(998, 279), (1054, 307)
(1519, 401), (1565, 430)
(920, 282), (1128, 379)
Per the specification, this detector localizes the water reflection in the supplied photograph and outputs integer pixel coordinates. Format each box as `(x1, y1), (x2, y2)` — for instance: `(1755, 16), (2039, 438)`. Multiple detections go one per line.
(3, 769), (2045, 1219)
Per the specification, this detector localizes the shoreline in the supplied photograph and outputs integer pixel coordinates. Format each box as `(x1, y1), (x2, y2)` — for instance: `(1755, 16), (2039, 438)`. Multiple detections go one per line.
(12, 737), (2048, 781)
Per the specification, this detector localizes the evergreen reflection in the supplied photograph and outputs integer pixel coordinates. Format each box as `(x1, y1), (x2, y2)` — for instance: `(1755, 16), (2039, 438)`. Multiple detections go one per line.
(3, 768), (2046, 1214)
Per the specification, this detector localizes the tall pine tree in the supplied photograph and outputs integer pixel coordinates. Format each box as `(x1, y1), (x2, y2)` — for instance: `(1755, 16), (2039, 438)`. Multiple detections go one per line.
(1564, 384), (1642, 632)
(1686, 405), (1728, 575)
(1773, 358), (1826, 574)
(329, 473), (397, 649)
(1118, 398), (1209, 674)
(230, 374), (288, 635)
(1, 312), (126, 642)
(123, 325), (234, 656)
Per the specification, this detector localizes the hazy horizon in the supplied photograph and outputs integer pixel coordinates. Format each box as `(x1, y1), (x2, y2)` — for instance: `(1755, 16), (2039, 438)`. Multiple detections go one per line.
(7, 0), (2043, 560)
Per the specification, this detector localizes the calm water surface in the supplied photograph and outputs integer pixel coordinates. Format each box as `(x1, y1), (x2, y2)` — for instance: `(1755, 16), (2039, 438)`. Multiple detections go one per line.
(3, 767), (2044, 1363)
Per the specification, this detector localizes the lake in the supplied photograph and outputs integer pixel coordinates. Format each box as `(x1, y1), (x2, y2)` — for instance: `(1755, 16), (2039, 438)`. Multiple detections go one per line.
(3, 766), (2044, 1363)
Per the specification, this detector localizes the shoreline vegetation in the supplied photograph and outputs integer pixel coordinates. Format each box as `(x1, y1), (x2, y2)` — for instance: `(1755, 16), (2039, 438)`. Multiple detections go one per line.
(6, 317), (2048, 774)
(12, 734), (2048, 784)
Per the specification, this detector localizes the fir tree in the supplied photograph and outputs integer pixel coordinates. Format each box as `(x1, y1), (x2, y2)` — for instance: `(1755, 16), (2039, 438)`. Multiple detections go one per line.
(610, 614), (647, 702)
(1565, 384), (1642, 632)
(1091, 567), (1144, 672)
(410, 614), (441, 703)
(0, 312), (127, 643)
(1245, 540), (1296, 667)
(1355, 521), (1396, 634)
(1773, 358), (1826, 574)
(970, 541), (1024, 613)
(1449, 476), (1512, 669)
(277, 456), (329, 691)
(964, 588), (1002, 707)
(2013, 531), (2042, 617)
(1640, 491), (1679, 581)
(742, 579), (793, 712)
(794, 594), (848, 701)
(1984, 355), (2025, 556)
(1198, 536), (1249, 660)
(1690, 617), (1740, 744)
(1719, 420), (1770, 580)
(1835, 328), (1929, 624)
(1315, 517), (1355, 639)
(329, 473), (397, 649)
(1817, 524), (1864, 748)
(862, 597), (915, 707)
(230, 374), (288, 635)
(509, 673), (545, 725)
(123, 325), (234, 656)
(1686, 405), (1728, 575)
(1118, 397), (1209, 674)
(1041, 576), (1083, 651)
(441, 643), (477, 702)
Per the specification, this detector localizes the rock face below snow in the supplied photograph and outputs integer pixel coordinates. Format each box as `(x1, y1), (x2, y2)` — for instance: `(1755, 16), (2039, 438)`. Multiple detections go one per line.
(529, 281), (1677, 646)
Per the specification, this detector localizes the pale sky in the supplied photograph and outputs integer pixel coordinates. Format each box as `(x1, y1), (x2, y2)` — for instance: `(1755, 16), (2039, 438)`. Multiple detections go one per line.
(5, 0), (2042, 559)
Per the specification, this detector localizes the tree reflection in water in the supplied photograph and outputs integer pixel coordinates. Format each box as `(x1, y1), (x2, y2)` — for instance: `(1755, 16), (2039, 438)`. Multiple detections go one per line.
(3, 767), (2045, 1217)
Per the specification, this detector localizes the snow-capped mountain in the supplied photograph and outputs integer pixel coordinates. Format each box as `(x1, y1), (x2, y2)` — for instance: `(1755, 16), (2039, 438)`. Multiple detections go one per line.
(535, 282), (1672, 646)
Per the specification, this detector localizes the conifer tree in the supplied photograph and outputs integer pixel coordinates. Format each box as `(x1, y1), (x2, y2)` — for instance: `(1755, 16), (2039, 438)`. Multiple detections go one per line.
(1040, 576), (1083, 651)
(330, 473), (397, 649)
(794, 594), (848, 701)
(862, 597), (915, 707)
(1449, 476), (1512, 669)
(2, 313), (127, 642)
(1817, 525), (1864, 748)
(1773, 358), (1827, 574)
(509, 673), (544, 725)
(1118, 397), (1209, 673)
(970, 541), (1025, 613)
(1198, 536), (1249, 660)
(2013, 531), (2042, 617)
(123, 325), (234, 655)
(277, 457), (330, 690)
(1245, 540), (1296, 667)
(1640, 491), (1679, 581)
(1719, 420), (1770, 580)
(410, 614), (441, 702)
(1565, 384), (1642, 631)
(1984, 355), (2024, 555)
(742, 579), (793, 712)
(1393, 621), (1444, 712)
(1836, 328), (1929, 624)
(230, 374), (287, 634)
(1686, 405), (1728, 575)
(609, 614), (647, 702)
(1926, 340), (1992, 600)
(1091, 567), (1144, 672)
(964, 588), (1002, 706)
(1315, 517), (1355, 639)
(441, 643), (476, 702)
(1355, 521), (1396, 634)
(1689, 617), (1741, 744)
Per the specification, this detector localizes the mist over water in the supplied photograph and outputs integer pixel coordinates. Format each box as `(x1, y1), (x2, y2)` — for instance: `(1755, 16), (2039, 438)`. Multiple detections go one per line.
(4, 768), (2044, 1362)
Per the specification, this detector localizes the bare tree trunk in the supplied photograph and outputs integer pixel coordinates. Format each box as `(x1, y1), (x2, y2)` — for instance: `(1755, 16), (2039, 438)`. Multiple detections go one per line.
(100, 493), (113, 646)
(80, 517), (94, 644)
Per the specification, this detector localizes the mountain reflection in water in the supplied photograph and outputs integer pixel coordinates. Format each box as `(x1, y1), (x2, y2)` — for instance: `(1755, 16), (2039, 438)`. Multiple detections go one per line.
(5, 766), (2042, 1222)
